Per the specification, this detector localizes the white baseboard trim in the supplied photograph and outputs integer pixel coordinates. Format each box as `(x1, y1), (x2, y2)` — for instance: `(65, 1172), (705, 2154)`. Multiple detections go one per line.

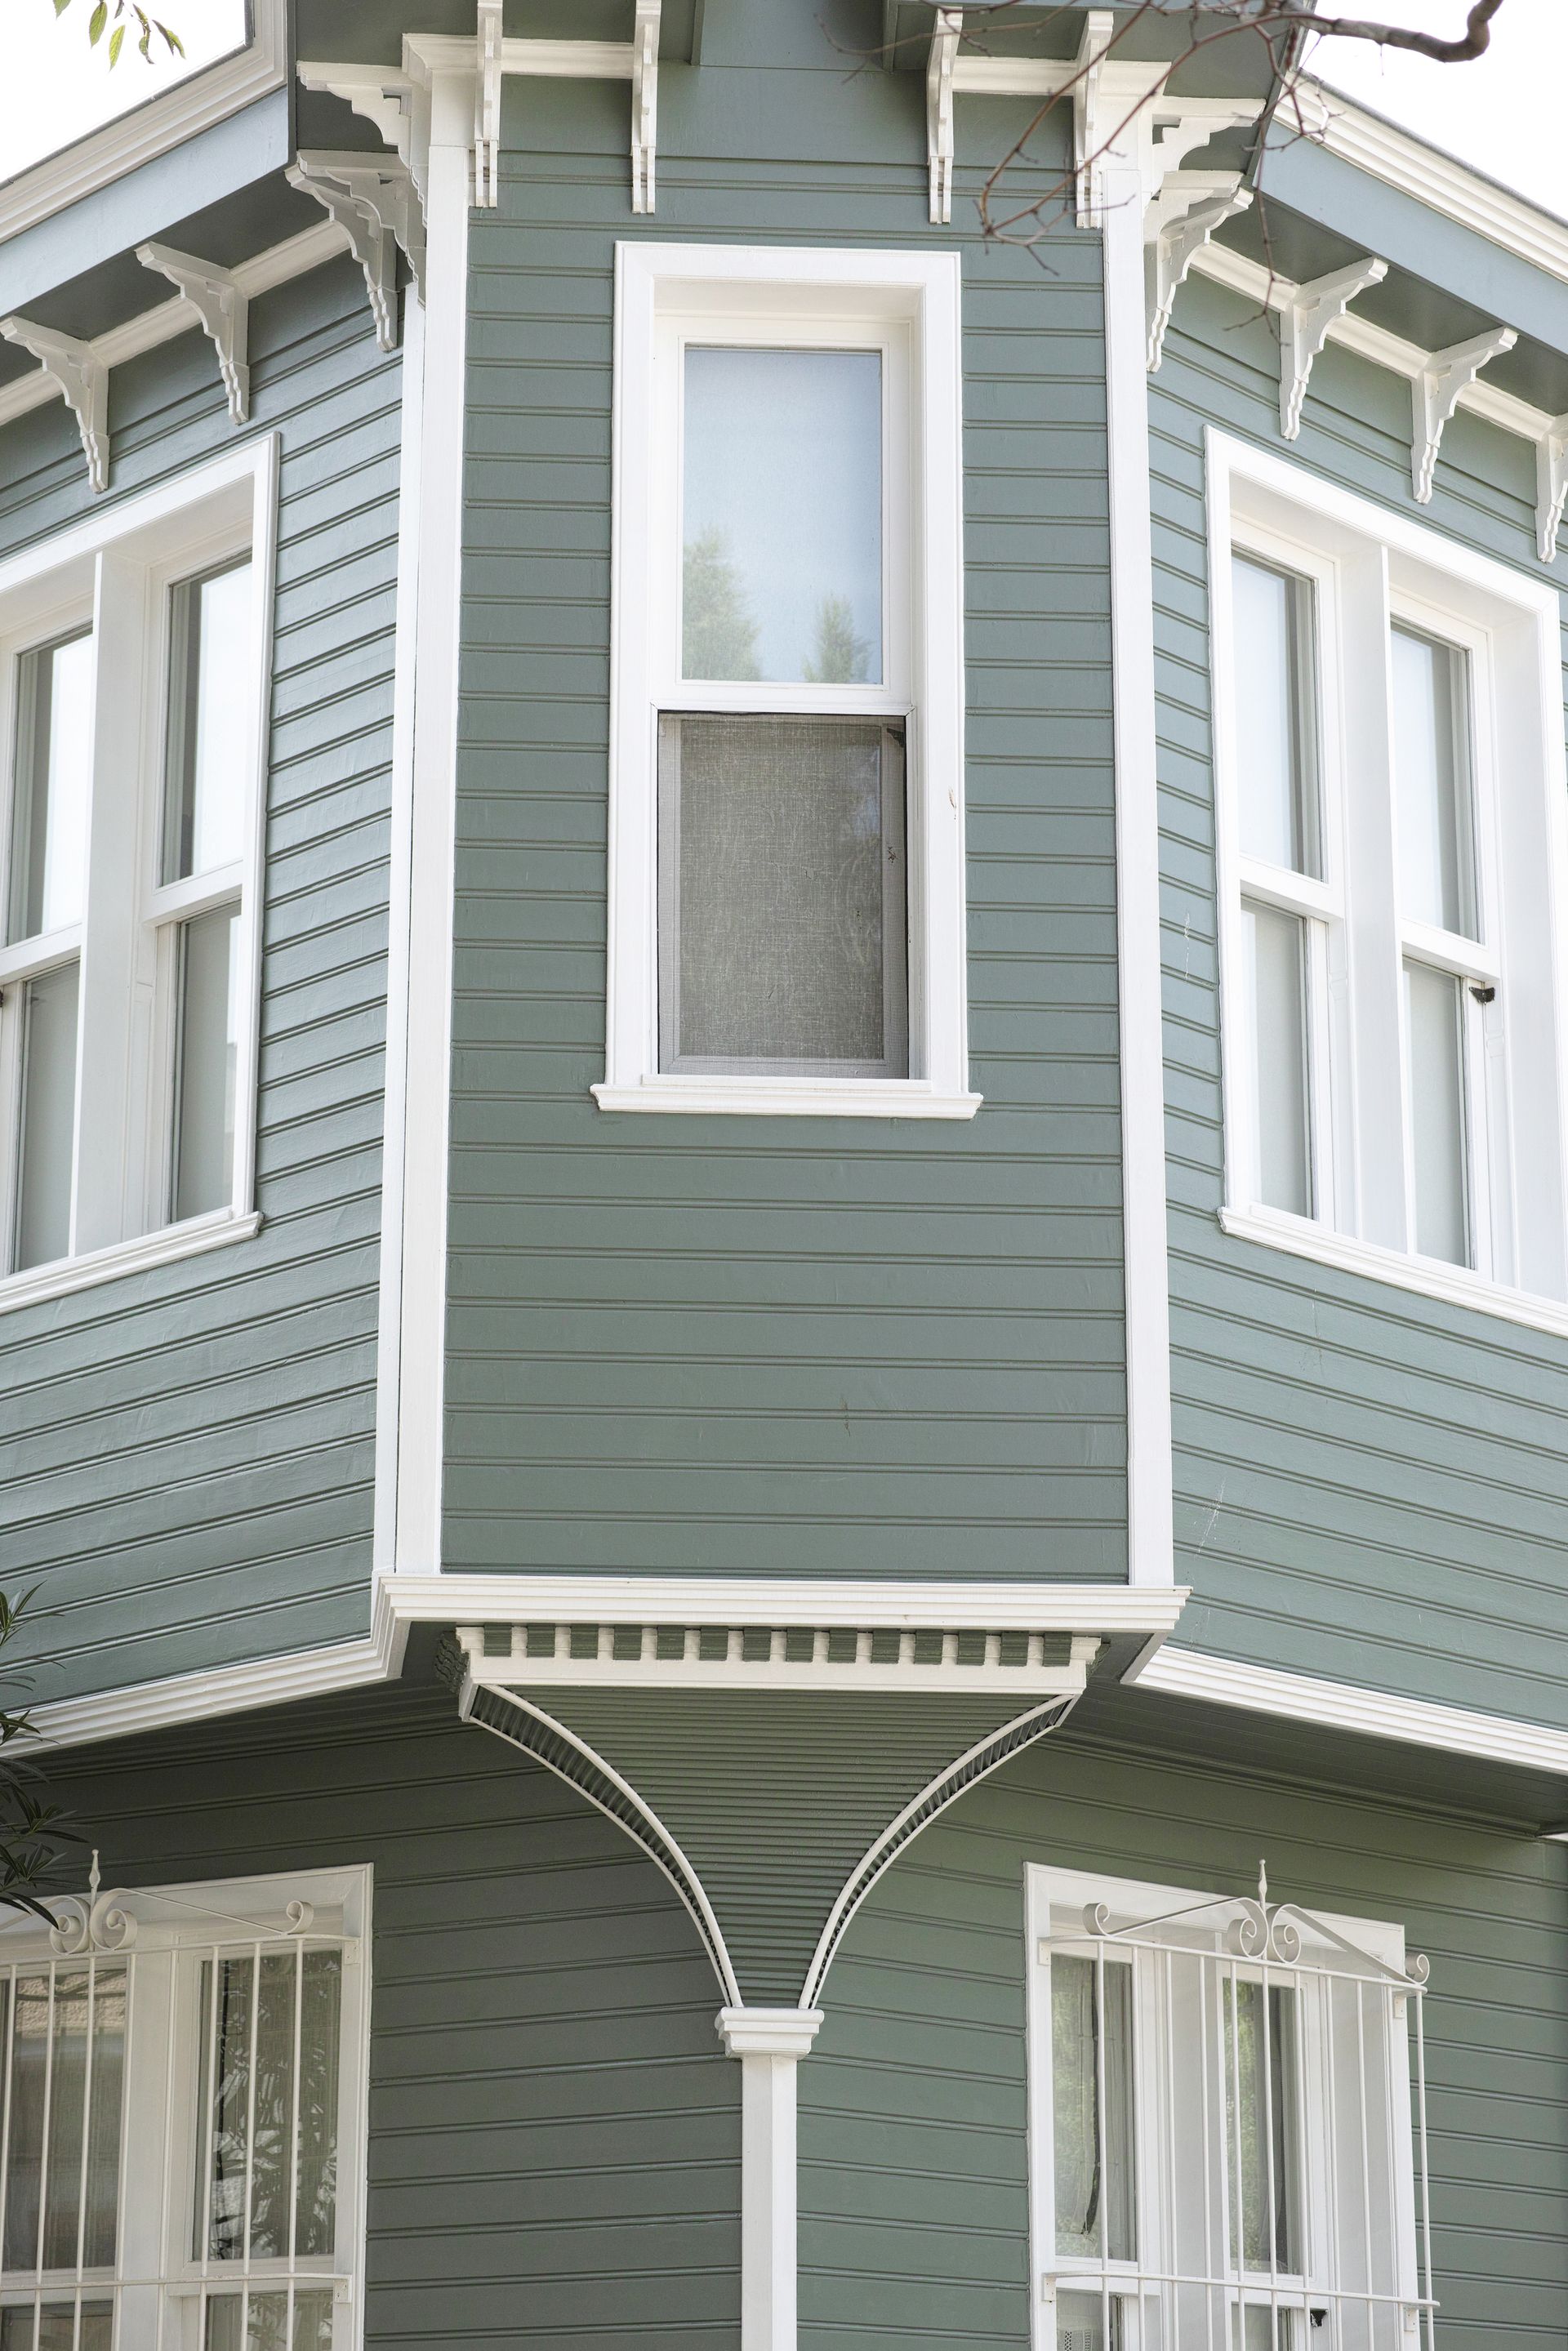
(1135, 1644), (1568, 1778)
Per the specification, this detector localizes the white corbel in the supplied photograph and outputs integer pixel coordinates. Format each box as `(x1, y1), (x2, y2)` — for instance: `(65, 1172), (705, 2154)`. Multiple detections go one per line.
(1147, 98), (1260, 204)
(926, 5), (961, 225)
(1535, 415), (1568, 564)
(1144, 175), (1252, 373)
(631, 0), (661, 214)
(475, 0), (502, 207)
(287, 153), (425, 351)
(136, 242), (250, 423)
(1278, 256), (1388, 439)
(1411, 325), (1517, 502)
(1072, 8), (1117, 228)
(296, 60), (417, 167)
(0, 317), (108, 491)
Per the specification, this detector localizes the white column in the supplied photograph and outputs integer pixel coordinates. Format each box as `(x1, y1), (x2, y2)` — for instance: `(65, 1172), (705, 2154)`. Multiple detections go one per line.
(1100, 154), (1175, 1591)
(716, 2006), (823, 2351)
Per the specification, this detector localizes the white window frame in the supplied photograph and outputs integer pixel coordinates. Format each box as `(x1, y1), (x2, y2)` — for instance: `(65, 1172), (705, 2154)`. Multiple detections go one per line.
(0, 1862), (370, 2350)
(595, 240), (978, 1120)
(0, 437), (275, 1316)
(0, 0), (287, 244)
(1208, 426), (1568, 1333)
(1025, 1861), (1432, 2351)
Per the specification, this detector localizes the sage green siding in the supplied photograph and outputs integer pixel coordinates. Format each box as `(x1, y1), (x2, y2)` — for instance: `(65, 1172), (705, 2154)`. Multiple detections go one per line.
(800, 1711), (1568, 2348)
(0, 256), (396, 1703)
(43, 1679), (1563, 2348)
(1152, 265), (1568, 1731)
(443, 41), (1129, 1583)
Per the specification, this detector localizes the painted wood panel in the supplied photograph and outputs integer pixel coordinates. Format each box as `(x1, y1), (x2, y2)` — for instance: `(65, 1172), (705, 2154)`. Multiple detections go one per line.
(443, 67), (1129, 1583)
(1151, 266), (1568, 1729)
(0, 256), (398, 1701)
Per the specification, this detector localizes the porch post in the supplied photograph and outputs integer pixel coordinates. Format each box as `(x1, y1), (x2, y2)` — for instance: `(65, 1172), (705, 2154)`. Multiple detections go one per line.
(716, 2006), (824, 2351)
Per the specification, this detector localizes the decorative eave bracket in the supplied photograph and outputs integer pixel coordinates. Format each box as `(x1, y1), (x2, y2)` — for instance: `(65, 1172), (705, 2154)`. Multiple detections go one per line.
(296, 60), (423, 194)
(0, 316), (108, 491)
(1413, 324), (1517, 502)
(476, 0), (502, 207)
(287, 153), (425, 352)
(630, 0), (660, 216)
(1280, 255), (1388, 439)
(1145, 173), (1252, 373)
(1535, 413), (1568, 564)
(926, 5), (962, 225)
(136, 243), (250, 424)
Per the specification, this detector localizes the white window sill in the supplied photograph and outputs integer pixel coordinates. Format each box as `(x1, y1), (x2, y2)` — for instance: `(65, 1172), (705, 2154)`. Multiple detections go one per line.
(590, 1079), (983, 1120)
(0, 1209), (261, 1317)
(1218, 1202), (1568, 1342)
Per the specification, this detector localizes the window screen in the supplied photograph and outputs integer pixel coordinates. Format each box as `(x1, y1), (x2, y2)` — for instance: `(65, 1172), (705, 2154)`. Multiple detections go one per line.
(657, 715), (907, 1076)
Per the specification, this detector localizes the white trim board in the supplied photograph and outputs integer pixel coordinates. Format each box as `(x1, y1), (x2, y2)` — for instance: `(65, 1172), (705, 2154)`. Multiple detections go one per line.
(1136, 1643), (1568, 1779)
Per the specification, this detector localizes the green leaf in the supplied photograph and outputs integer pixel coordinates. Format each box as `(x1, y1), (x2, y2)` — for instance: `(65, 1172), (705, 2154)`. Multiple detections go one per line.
(158, 20), (183, 54)
(51, 0), (73, 19)
(88, 0), (107, 42)
(108, 21), (124, 62)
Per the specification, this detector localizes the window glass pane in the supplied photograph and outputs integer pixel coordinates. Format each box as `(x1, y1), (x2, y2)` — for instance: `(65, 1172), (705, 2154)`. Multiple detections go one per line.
(681, 347), (882, 683)
(1245, 902), (1312, 1218)
(163, 561), (253, 883)
(15, 960), (79, 1272)
(173, 907), (240, 1222)
(197, 1949), (342, 2269)
(1051, 1955), (1136, 2263)
(0, 2308), (113, 2351)
(1405, 960), (1470, 1267)
(658, 715), (906, 1073)
(1232, 556), (1318, 877)
(7, 630), (92, 944)
(1392, 626), (1476, 937)
(1226, 1979), (1301, 2276)
(1058, 2295), (1124, 2351)
(1, 1966), (125, 2278)
(203, 2294), (334, 2351)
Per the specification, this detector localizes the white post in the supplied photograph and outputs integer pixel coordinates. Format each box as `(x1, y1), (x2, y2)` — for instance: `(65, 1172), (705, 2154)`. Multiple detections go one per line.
(716, 2006), (823, 2351)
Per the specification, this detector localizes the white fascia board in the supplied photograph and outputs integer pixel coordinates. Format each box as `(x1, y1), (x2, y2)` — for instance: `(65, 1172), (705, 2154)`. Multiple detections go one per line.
(0, 222), (348, 433)
(28, 1627), (395, 1754)
(0, 0), (287, 245)
(1299, 79), (1568, 292)
(1136, 1644), (1568, 1780)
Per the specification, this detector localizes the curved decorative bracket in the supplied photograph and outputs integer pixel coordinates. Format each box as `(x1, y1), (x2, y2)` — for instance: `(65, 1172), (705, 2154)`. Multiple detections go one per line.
(1412, 324), (1517, 503)
(0, 317), (108, 491)
(287, 153), (425, 351)
(1279, 256), (1388, 440)
(47, 1851), (136, 1957)
(136, 243), (250, 423)
(631, 0), (661, 215)
(926, 5), (961, 225)
(475, 0), (502, 208)
(1145, 175), (1252, 372)
(1072, 7), (1118, 229)
(1535, 414), (1568, 565)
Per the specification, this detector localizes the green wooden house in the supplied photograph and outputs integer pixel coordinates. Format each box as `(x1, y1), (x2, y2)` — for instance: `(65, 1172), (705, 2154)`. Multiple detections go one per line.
(1, 2), (1566, 2343)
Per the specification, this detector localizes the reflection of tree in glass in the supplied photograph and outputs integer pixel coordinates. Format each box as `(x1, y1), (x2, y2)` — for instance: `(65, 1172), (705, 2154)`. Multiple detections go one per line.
(802, 594), (870, 685)
(683, 530), (760, 679)
(202, 1949), (340, 2266)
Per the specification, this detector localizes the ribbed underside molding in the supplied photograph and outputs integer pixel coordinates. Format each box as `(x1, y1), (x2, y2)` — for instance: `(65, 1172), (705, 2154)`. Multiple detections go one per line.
(460, 1681), (1078, 2006)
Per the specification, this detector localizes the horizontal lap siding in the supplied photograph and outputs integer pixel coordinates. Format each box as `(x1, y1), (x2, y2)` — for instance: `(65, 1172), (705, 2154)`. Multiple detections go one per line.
(1152, 267), (1568, 1726)
(45, 1685), (741, 2349)
(0, 256), (397, 1700)
(800, 1725), (1568, 2349)
(444, 71), (1128, 1582)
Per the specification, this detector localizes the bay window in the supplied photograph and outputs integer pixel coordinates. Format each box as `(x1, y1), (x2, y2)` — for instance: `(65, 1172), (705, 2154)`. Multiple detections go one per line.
(0, 1865), (368, 2349)
(1209, 430), (1568, 1316)
(1028, 1863), (1433, 2351)
(598, 243), (974, 1117)
(0, 443), (272, 1309)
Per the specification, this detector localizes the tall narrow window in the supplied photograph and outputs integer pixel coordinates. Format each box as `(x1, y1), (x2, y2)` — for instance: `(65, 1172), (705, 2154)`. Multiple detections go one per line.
(172, 906), (240, 1221)
(14, 962), (79, 1271)
(1052, 1955), (1136, 2262)
(163, 560), (252, 884)
(1404, 960), (1470, 1266)
(1392, 627), (1475, 940)
(1232, 555), (1319, 879)
(1243, 903), (1312, 1218)
(7, 632), (92, 947)
(1225, 1979), (1302, 2278)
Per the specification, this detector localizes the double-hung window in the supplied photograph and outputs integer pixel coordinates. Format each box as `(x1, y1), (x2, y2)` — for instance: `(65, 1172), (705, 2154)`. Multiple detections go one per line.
(1027, 1863), (1433, 2350)
(1209, 430), (1568, 1316)
(599, 243), (975, 1117)
(0, 443), (272, 1308)
(0, 1863), (368, 2349)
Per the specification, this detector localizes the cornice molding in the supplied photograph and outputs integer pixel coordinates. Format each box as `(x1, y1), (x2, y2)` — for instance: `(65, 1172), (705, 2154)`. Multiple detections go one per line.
(1298, 78), (1568, 291)
(1136, 1644), (1568, 1779)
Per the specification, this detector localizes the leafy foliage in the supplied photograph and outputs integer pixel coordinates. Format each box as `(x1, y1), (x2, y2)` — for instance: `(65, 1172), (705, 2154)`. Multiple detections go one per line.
(52, 0), (184, 69)
(0, 1591), (77, 1925)
(801, 594), (871, 685)
(682, 529), (761, 681)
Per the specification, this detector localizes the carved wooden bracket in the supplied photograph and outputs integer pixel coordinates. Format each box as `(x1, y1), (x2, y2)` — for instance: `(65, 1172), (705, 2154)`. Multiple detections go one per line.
(1145, 175), (1252, 373)
(1535, 415), (1568, 565)
(287, 153), (425, 351)
(926, 6), (961, 225)
(0, 317), (108, 490)
(1412, 326), (1517, 503)
(137, 242), (250, 423)
(1279, 256), (1388, 440)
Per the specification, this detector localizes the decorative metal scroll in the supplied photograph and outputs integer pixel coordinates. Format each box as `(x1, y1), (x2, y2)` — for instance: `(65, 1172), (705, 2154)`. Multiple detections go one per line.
(1082, 1856), (1430, 1991)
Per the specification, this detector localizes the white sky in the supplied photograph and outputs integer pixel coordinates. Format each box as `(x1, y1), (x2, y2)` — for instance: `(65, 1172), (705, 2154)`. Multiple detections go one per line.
(0, 0), (246, 187)
(1307, 0), (1568, 224)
